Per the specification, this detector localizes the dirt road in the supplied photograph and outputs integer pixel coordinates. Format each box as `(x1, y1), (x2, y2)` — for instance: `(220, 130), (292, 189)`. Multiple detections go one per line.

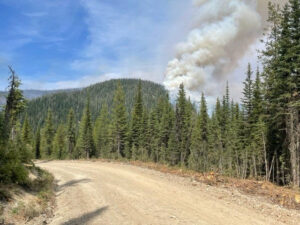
(37, 160), (299, 225)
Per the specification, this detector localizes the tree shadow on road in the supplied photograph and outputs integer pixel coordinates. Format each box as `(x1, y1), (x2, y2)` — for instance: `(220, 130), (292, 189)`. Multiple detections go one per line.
(35, 159), (53, 164)
(57, 178), (91, 190)
(60, 206), (109, 225)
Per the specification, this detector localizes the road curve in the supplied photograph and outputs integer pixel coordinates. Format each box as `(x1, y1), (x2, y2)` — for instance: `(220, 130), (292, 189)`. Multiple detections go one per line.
(37, 160), (297, 225)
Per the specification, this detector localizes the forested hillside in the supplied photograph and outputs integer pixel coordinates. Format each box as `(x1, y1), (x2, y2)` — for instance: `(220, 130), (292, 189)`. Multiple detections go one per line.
(26, 79), (167, 128)
(0, 89), (69, 106)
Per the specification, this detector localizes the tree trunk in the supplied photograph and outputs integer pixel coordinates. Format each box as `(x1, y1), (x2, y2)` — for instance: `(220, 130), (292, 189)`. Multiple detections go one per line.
(287, 107), (300, 187)
(86, 147), (90, 159)
(262, 131), (269, 181)
(267, 154), (275, 182)
(252, 153), (257, 178)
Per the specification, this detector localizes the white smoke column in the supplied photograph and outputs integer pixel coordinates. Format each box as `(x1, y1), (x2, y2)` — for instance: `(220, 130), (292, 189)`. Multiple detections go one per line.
(164, 0), (263, 97)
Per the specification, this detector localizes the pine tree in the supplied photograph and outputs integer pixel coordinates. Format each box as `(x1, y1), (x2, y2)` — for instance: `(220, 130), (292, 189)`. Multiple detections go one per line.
(175, 84), (192, 167)
(147, 109), (159, 162)
(0, 72), (29, 184)
(189, 93), (209, 171)
(4, 66), (26, 141)
(22, 114), (32, 145)
(260, 2), (300, 185)
(0, 112), (5, 146)
(221, 82), (230, 134)
(43, 109), (55, 157)
(260, 3), (285, 184)
(242, 63), (253, 120)
(284, 0), (300, 187)
(139, 108), (149, 161)
(227, 102), (243, 177)
(76, 97), (95, 159)
(130, 80), (143, 152)
(53, 125), (66, 159)
(167, 125), (180, 166)
(289, 0), (300, 93)
(35, 126), (41, 159)
(199, 94), (209, 148)
(210, 98), (224, 172)
(248, 68), (265, 178)
(94, 104), (110, 158)
(159, 95), (174, 162)
(111, 82), (128, 158)
(252, 68), (263, 121)
(20, 114), (33, 163)
(66, 108), (76, 158)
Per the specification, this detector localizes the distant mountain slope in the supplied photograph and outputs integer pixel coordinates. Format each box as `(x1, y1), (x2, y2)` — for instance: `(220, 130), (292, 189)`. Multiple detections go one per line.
(0, 89), (73, 106)
(26, 79), (168, 128)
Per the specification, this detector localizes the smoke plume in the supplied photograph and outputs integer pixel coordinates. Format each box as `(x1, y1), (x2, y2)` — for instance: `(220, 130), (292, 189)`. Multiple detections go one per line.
(164, 0), (272, 98)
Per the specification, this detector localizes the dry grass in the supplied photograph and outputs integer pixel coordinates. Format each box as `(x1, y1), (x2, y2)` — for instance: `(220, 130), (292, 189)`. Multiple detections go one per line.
(0, 166), (55, 224)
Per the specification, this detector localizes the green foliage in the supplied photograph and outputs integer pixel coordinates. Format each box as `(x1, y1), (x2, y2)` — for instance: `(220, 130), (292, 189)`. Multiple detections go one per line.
(110, 82), (128, 159)
(175, 84), (192, 166)
(0, 146), (29, 185)
(189, 93), (209, 171)
(130, 80), (144, 151)
(53, 125), (67, 159)
(41, 110), (54, 157)
(14, 121), (33, 163)
(66, 109), (76, 158)
(75, 98), (95, 159)
(242, 63), (253, 120)
(34, 126), (41, 159)
(0, 112), (5, 146)
(22, 114), (32, 145)
(0, 67), (31, 186)
(93, 104), (110, 158)
(260, 1), (300, 186)
(4, 67), (26, 141)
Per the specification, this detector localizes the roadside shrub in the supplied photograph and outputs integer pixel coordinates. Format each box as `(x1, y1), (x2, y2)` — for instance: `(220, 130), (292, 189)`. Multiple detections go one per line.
(0, 147), (29, 185)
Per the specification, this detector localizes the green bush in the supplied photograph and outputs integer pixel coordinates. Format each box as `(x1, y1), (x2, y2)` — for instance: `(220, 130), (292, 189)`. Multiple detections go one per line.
(0, 147), (29, 185)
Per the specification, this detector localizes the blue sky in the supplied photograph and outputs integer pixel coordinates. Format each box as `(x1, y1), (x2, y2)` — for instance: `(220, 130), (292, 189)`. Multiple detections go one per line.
(0, 0), (191, 90)
(0, 0), (267, 106)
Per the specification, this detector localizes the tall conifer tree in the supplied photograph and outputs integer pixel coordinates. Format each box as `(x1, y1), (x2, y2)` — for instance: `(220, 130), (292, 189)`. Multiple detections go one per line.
(43, 109), (55, 157)
(175, 84), (191, 166)
(131, 80), (144, 154)
(76, 97), (95, 159)
(53, 125), (66, 159)
(189, 93), (209, 171)
(66, 108), (76, 158)
(94, 104), (110, 158)
(22, 114), (32, 145)
(111, 82), (127, 158)
(35, 126), (41, 159)
(4, 66), (26, 141)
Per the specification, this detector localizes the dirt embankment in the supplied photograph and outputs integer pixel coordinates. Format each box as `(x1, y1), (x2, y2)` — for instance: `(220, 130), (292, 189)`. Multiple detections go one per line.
(37, 160), (300, 225)
(0, 167), (55, 225)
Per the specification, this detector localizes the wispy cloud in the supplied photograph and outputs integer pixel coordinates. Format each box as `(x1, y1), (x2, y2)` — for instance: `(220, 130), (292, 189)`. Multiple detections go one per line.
(22, 73), (121, 90)
(70, 0), (192, 83)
